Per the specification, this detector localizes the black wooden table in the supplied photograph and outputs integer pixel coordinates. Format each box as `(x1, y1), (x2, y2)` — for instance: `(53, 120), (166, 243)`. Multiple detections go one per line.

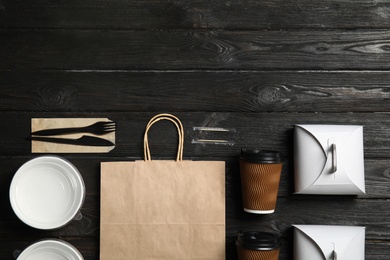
(1, 1), (390, 259)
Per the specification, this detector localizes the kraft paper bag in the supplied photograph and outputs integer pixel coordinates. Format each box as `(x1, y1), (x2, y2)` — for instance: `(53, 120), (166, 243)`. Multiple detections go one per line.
(294, 124), (365, 195)
(100, 114), (225, 259)
(293, 225), (365, 260)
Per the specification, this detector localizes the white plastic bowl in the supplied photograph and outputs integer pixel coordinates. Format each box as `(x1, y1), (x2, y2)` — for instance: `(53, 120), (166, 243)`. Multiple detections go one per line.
(10, 156), (85, 229)
(17, 239), (84, 260)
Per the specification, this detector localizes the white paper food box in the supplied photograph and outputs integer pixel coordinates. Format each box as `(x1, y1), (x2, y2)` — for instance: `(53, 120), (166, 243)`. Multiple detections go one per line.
(293, 225), (365, 260)
(294, 124), (365, 195)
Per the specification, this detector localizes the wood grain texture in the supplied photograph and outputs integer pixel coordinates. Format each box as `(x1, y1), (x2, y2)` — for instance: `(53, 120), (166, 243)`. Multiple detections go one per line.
(2, 192), (390, 259)
(1, 71), (390, 112)
(1, 0), (390, 30)
(2, 29), (390, 70)
(0, 112), (390, 157)
(1, 0), (390, 259)
(1, 232), (389, 259)
(0, 112), (389, 197)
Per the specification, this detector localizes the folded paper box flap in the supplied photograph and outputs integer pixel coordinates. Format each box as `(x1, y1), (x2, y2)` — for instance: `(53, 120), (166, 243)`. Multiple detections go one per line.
(294, 124), (365, 195)
(293, 225), (365, 260)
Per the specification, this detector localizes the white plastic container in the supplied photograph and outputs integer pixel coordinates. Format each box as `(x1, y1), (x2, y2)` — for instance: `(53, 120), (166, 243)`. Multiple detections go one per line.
(16, 239), (84, 260)
(10, 156), (85, 229)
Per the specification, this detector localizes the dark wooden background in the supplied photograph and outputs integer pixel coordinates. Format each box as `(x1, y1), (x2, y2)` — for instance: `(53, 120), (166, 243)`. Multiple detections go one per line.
(1, 1), (390, 259)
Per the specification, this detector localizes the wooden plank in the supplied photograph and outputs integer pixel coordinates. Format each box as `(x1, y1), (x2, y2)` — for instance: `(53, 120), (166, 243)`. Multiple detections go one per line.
(1, 195), (389, 259)
(1, 0), (390, 30)
(2, 29), (390, 70)
(227, 197), (390, 238)
(1, 237), (389, 260)
(1, 155), (389, 203)
(1, 240), (389, 260)
(1, 71), (390, 113)
(0, 112), (389, 157)
(0, 112), (389, 198)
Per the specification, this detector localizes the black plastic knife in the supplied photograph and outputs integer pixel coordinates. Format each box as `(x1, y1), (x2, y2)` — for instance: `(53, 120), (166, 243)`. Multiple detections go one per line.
(28, 135), (115, 146)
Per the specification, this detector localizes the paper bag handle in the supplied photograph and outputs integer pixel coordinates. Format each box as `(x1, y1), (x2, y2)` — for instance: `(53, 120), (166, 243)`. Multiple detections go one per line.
(143, 114), (184, 161)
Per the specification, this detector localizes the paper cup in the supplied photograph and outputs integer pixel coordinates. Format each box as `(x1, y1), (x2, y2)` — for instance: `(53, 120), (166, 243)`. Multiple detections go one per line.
(10, 156), (85, 229)
(240, 148), (283, 214)
(16, 239), (83, 260)
(236, 231), (281, 260)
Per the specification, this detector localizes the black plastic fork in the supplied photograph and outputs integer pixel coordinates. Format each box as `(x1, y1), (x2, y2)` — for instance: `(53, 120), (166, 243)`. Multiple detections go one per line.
(31, 121), (116, 136)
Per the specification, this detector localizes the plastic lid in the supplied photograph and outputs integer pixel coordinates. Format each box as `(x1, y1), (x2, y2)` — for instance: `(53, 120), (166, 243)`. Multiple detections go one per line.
(10, 156), (85, 230)
(236, 231), (281, 251)
(240, 148), (282, 164)
(17, 239), (84, 260)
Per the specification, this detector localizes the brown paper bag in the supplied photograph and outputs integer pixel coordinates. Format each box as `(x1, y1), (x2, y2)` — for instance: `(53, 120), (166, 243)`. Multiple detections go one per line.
(100, 114), (225, 259)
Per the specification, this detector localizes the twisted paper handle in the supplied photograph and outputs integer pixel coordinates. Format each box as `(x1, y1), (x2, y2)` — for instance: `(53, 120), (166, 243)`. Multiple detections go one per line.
(143, 114), (184, 161)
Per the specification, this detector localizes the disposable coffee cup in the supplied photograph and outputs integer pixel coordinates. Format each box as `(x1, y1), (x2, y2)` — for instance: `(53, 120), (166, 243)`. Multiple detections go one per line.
(240, 148), (283, 214)
(236, 231), (281, 260)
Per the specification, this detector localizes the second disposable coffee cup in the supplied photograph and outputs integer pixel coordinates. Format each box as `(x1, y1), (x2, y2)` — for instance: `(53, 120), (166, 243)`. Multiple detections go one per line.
(236, 231), (281, 260)
(240, 148), (283, 214)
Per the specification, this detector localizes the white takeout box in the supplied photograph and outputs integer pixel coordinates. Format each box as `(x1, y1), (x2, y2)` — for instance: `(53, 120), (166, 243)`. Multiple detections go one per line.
(294, 124), (365, 195)
(293, 225), (365, 260)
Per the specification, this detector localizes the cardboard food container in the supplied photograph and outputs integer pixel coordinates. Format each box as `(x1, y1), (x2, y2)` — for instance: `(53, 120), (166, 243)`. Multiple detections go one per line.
(293, 225), (365, 260)
(294, 124), (365, 195)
